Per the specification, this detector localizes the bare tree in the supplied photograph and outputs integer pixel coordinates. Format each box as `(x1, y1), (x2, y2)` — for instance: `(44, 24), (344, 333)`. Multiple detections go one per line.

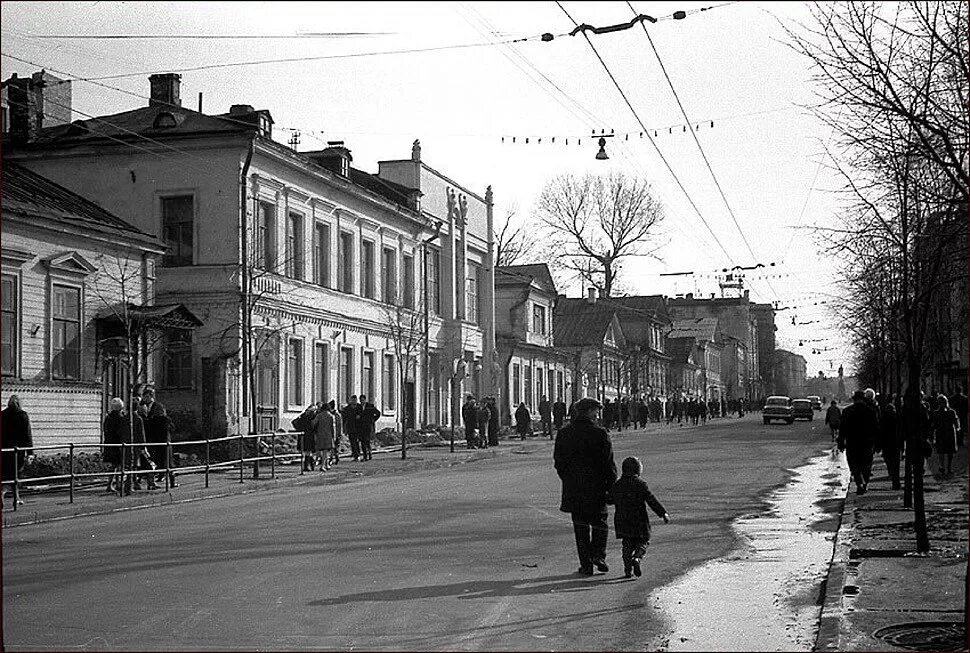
(536, 172), (664, 298)
(382, 298), (427, 460)
(792, 1), (969, 553)
(495, 204), (541, 267)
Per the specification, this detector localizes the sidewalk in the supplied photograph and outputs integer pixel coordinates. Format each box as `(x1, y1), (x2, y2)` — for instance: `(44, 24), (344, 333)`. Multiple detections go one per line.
(815, 447), (968, 651)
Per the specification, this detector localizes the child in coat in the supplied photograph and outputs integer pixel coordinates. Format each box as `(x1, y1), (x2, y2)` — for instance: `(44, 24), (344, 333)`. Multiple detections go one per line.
(610, 456), (670, 578)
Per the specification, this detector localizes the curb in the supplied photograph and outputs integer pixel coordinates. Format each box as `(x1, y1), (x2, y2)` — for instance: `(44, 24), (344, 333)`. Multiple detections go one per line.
(814, 484), (855, 651)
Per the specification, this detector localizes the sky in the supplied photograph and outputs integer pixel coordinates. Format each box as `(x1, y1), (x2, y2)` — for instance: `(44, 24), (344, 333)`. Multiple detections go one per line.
(0, 0), (854, 377)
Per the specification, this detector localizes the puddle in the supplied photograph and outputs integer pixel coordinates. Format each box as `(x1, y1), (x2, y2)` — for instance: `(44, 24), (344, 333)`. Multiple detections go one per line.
(651, 449), (850, 651)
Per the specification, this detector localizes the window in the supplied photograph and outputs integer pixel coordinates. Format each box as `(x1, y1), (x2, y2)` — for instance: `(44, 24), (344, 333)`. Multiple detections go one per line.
(314, 222), (331, 287)
(536, 368), (544, 400)
(524, 365), (533, 408)
(383, 354), (395, 409)
(161, 195), (193, 267)
(428, 351), (440, 423)
(2, 274), (17, 376)
(313, 342), (329, 404)
(339, 231), (354, 293)
(51, 284), (81, 379)
(381, 247), (397, 304)
(287, 338), (304, 406)
(427, 248), (441, 315)
(340, 347), (353, 403)
(362, 351), (375, 400)
(557, 370), (564, 401)
(162, 330), (193, 388)
(256, 202), (276, 270)
(548, 369), (556, 401)
(533, 304), (546, 335)
(512, 363), (521, 405)
(454, 245), (465, 320)
(361, 239), (375, 299)
(286, 212), (304, 280)
(466, 263), (480, 324)
(402, 254), (415, 309)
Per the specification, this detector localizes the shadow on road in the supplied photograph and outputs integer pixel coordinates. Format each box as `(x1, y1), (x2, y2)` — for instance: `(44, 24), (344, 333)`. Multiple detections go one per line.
(308, 572), (614, 606)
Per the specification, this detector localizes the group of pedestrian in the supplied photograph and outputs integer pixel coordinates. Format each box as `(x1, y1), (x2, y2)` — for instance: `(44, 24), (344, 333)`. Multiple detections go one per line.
(462, 395), (500, 448)
(101, 385), (176, 494)
(553, 397), (671, 578)
(294, 395), (382, 468)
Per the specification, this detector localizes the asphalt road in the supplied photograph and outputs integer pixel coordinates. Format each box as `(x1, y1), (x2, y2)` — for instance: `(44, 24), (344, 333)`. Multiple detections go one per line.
(2, 414), (835, 651)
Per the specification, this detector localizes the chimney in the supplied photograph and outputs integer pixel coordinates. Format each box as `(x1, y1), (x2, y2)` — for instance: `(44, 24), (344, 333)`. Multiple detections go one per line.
(229, 104), (255, 115)
(149, 73), (181, 108)
(307, 141), (352, 178)
(587, 287), (597, 305)
(4, 70), (72, 141)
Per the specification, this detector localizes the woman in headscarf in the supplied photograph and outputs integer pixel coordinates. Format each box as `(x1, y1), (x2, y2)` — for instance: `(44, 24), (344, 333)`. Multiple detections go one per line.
(103, 397), (131, 494)
(2, 395), (34, 505)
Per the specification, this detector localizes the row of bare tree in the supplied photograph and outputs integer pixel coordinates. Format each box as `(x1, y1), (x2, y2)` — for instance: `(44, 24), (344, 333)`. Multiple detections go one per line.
(789, 1), (968, 552)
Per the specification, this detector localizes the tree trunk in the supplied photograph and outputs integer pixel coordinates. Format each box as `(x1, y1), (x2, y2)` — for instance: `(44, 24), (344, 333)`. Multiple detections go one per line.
(904, 379), (930, 552)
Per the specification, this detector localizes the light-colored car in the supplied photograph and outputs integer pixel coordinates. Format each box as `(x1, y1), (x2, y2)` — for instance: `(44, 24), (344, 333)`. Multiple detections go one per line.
(763, 396), (793, 425)
(808, 395), (822, 411)
(791, 399), (814, 421)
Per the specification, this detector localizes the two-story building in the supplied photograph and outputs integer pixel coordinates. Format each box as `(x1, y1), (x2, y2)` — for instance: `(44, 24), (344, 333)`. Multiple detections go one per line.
(5, 71), (496, 438)
(0, 160), (196, 446)
(494, 264), (571, 424)
(553, 290), (629, 403)
(605, 295), (672, 409)
(665, 336), (702, 399)
(668, 317), (723, 406)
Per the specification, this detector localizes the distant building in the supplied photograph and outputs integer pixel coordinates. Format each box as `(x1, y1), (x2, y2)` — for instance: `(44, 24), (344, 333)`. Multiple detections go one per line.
(667, 317), (723, 405)
(553, 289), (629, 403)
(666, 336), (702, 398)
(494, 264), (570, 424)
(774, 349), (807, 398)
(602, 295), (672, 405)
(0, 160), (201, 447)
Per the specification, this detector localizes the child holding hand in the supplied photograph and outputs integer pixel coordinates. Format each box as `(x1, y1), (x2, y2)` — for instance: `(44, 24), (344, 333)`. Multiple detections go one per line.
(610, 456), (670, 578)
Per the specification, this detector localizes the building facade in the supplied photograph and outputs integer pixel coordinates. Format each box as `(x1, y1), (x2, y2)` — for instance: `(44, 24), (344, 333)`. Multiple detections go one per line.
(553, 291), (629, 403)
(6, 71), (495, 438)
(668, 317), (723, 406)
(606, 295), (672, 409)
(773, 349), (807, 398)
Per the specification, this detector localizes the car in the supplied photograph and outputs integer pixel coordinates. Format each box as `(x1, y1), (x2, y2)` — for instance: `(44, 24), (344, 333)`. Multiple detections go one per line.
(791, 399), (814, 421)
(807, 395), (822, 411)
(763, 396), (793, 424)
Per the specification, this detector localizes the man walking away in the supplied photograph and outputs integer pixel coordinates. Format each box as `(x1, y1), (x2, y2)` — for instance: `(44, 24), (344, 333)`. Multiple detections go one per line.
(140, 388), (177, 488)
(487, 396), (501, 446)
(538, 395), (553, 439)
(341, 396), (362, 462)
(877, 394), (902, 490)
(2, 395), (34, 506)
(950, 386), (967, 449)
(359, 396), (381, 461)
(310, 403), (336, 471)
(462, 395), (479, 449)
(552, 398), (567, 436)
(476, 399), (491, 449)
(293, 404), (318, 471)
(515, 402), (532, 440)
(838, 390), (880, 495)
(554, 397), (618, 576)
(327, 400), (342, 466)
(825, 400), (841, 443)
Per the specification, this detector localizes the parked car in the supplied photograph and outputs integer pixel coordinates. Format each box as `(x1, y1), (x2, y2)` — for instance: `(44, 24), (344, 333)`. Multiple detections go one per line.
(807, 395), (822, 411)
(791, 399), (814, 421)
(763, 396), (793, 425)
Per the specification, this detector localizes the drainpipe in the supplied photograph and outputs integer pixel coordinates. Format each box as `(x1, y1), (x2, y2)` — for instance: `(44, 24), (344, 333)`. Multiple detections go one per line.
(240, 137), (256, 432)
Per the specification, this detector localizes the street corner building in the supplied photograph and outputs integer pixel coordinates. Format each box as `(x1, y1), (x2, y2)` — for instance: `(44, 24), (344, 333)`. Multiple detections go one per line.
(0, 158), (203, 447)
(2, 70), (498, 441)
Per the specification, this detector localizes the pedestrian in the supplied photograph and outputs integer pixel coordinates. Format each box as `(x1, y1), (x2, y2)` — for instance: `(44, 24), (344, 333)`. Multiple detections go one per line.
(2, 395), (34, 506)
(102, 397), (130, 494)
(553, 397), (618, 576)
(462, 395), (479, 449)
(877, 394), (903, 490)
(610, 456), (670, 579)
(824, 400), (841, 442)
(359, 396), (381, 461)
(629, 397), (640, 429)
(538, 395), (553, 439)
(310, 402), (336, 471)
(619, 398), (629, 432)
(487, 396), (501, 446)
(931, 395), (958, 478)
(129, 385), (155, 491)
(476, 399), (491, 449)
(601, 399), (614, 432)
(950, 386), (967, 449)
(293, 404), (318, 471)
(514, 402), (532, 440)
(341, 395), (362, 462)
(838, 390), (880, 495)
(552, 398), (567, 435)
(140, 387), (178, 488)
(327, 400), (343, 466)
(699, 399), (709, 425)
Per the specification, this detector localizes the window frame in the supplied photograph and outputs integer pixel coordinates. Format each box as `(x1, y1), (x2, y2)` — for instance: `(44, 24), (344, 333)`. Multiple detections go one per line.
(381, 246), (397, 305)
(466, 262), (480, 324)
(50, 282), (82, 380)
(402, 253), (415, 309)
(361, 239), (376, 299)
(160, 194), (195, 267)
(362, 350), (376, 400)
(286, 211), (305, 280)
(312, 341), (329, 405)
(286, 336), (305, 408)
(532, 303), (547, 335)
(256, 201), (277, 271)
(313, 221), (331, 288)
(383, 353), (396, 410)
(161, 329), (194, 389)
(339, 346), (353, 404)
(1, 272), (19, 377)
(426, 247), (441, 316)
(339, 231), (355, 293)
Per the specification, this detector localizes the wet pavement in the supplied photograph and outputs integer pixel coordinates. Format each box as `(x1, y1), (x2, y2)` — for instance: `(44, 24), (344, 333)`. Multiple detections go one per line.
(651, 448), (850, 651)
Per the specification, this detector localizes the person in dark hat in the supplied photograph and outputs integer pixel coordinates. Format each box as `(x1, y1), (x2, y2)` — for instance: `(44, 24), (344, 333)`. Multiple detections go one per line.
(838, 390), (880, 494)
(553, 397), (618, 576)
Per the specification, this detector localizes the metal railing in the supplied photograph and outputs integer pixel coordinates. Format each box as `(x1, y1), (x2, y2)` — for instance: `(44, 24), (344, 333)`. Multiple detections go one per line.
(1, 431), (310, 512)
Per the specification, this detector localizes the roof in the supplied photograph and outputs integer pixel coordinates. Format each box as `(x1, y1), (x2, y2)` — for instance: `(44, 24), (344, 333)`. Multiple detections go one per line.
(347, 168), (418, 208)
(666, 336), (696, 365)
(97, 303), (203, 329)
(1, 160), (163, 248)
(669, 317), (719, 342)
(495, 264), (557, 294)
(553, 297), (621, 348)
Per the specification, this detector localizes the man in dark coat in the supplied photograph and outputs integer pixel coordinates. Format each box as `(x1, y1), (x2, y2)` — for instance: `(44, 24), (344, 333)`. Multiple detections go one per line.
(553, 397), (618, 576)
(876, 395), (903, 490)
(601, 399), (614, 432)
(462, 395), (479, 448)
(514, 402), (532, 440)
(950, 386), (967, 448)
(340, 396), (362, 461)
(486, 396), (501, 446)
(140, 387), (177, 488)
(475, 400), (491, 449)
(358, 396), (380, 461)
(538, 395), (553, 439)
(2, 395), (34, 505)
(552, 398), (567, 434)
(838, 390), (880, 494)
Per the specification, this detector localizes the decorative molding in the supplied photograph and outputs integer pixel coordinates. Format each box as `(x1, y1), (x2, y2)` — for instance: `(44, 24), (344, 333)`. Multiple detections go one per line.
(1, 247), (34, 268)
(44, 251), (97, 278)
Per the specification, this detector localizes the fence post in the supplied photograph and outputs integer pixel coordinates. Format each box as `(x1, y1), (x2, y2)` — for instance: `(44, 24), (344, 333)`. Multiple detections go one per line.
(270, 433), (276, 479)
(12, 446), (19, 512)
(120, 442), (127, 496)
(298, 430), (304, 476)
(164, 433), (172, 492)
(69, 443), (75, 504)
(239, 432), (244, 484)
(205, 434), (210, 489)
